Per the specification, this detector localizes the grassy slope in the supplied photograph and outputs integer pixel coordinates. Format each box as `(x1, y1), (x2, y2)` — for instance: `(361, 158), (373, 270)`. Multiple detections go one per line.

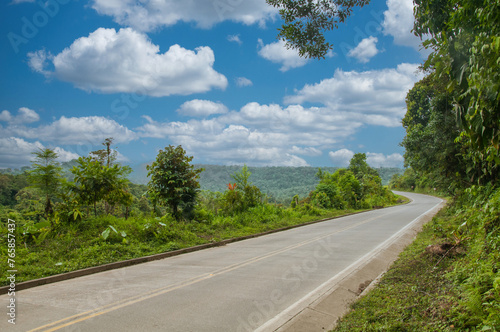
(333, 188), (500, 331)
(0, 206), (363, 286)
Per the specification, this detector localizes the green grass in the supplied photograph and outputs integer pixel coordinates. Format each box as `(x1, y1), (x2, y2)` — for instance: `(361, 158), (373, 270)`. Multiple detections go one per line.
(0, 203), (381, 285)
(333, 186), (500, 331)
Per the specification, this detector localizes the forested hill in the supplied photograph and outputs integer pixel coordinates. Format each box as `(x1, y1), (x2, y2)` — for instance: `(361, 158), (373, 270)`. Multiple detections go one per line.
(129, 164), (403, 203)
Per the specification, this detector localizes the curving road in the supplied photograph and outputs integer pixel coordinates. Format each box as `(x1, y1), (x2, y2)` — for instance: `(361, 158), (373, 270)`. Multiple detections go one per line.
(0, 192), (443, 332)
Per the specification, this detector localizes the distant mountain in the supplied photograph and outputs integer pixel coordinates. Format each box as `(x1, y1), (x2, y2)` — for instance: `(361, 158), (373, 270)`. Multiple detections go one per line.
(128, 163), (404, 204)
(2, 161), (403, 204)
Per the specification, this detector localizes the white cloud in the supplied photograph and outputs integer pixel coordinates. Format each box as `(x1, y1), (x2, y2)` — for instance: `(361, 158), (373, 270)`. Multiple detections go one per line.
(28, 28), (227, 97)
(90, 0), (277, 31)
(137, 102), (364, 166)
(329, 149), (404, 168)
(235, 77), (253, 87)
(290, 146), (322, 157)
(0, 137), (79, 169)
(285, 63), (423, 127)
(0, 111), (12, 122)
(0, 107), (40, 124)
(366, 152), (404, 168)
(3, 116), (137, 145)
(329, 149), (355, 167)
(382, 0), (429, 52)
(177, 100), (228, 117)
(52, 146), (81, 162)
(258, 39), (309, 72)
(227, 34), (243, 45)
(347, 36), (379, 63)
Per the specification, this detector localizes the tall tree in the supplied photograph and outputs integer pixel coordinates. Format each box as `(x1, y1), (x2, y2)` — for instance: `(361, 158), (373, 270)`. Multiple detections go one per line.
(89, 137), (117, 167)
(28, 148), (62, 217)
(71, 156), (131, 216)
(231, 164), (252, 189)
(402, 73), (469, 191)
(146, 145), (203, 221)
(267, 0), (370, 58)
(413, 0), (500, 184)
(348, 153), (378, 180)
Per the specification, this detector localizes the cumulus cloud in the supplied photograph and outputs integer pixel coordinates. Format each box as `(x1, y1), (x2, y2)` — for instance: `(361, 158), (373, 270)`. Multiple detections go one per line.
(329, 149), (355, 167)
(382, 0), (429, 52)
(0, 107), (40, 124)
(329, 149), (404, 168)
(290, 146), (322, 157)
(0, 137), (79, 169)
(257, 39), (310, 72)
(366, 152), (404, 168)
(227, 34), (243, 45)
(28, 28), (227, 97)
(285, 63), (423, 127)
(137, 102), (364, 166)
(3, 116), (136, 145)
(177, 100), (228, 117)
(347, 36), (379, 63)
(52, 146), (81, 162)
(91, 0), (277, 31)
(236, 77), (253, 87)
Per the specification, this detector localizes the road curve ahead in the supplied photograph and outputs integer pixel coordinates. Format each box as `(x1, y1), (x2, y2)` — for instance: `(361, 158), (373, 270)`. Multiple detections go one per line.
(1, 192), (442, 332)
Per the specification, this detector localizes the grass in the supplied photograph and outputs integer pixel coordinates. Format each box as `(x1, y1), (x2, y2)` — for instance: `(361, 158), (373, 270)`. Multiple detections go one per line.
(332, 187), (500, 331)
(1, 199), (407, 285)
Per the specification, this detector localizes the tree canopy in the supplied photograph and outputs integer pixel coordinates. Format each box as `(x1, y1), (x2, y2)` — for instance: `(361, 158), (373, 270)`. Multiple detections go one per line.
(413, 0), (500, 184)
(267, 0), (370, 58)
(28, 148), (63, 217)
(146, 145), (203, 221)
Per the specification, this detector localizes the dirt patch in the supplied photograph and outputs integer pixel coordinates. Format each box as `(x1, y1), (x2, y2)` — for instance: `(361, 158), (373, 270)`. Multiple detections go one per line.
(424, 243), (464, 256)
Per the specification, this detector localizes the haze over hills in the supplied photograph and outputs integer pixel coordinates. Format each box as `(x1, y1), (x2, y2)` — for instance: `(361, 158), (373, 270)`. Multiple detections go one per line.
(129, 163), (404, 203)
(0, 160), (404, 203)
(0, 161), (403, 204)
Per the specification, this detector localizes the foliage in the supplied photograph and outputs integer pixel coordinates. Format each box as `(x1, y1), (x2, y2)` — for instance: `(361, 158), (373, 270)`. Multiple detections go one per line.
(334, 187), (500, 331)
(312, 154), (397, 210)
(401, 74), (470, 193)
(70, 156), (132, 216)
(413, 0), (500, 184)
(0, 172), (28, 207)
(146, 145), (203, 221)
(27, 148), (63, 217)
(348, 153), (379, 180)
(0, 200), (372, 286)
(89, 137), (117, 167)
(266, 0), (370, 59)
(231, 164), (252, 189)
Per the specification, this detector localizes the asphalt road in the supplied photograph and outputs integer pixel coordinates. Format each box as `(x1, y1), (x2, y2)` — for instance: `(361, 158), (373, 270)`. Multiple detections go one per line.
(1, 192), (442, 332)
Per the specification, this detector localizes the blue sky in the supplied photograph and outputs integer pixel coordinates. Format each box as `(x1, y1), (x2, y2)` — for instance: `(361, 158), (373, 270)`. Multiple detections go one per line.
(0, 0), (427, 169)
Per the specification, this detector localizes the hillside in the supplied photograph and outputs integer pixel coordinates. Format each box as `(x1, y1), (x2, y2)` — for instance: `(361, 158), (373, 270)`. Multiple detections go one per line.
(1, 162), (403, 205)
(129, 164), (404, 203)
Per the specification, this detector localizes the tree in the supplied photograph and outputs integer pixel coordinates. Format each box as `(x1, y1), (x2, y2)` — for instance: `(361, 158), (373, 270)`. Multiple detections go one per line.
(0, 173), (28, 207)
(401, 73), (469, 191)
(28, 148), (63, 217)
(231, 164), (252, 189)
(348, 153), (378, 180)
(71, 156), (131, 216)
(89, 137), (124, 214)
(89, 137), (117, 167)
(267, 0), (370, 58)
(146, 145), (203, 221)
(413, 0), (500, 184)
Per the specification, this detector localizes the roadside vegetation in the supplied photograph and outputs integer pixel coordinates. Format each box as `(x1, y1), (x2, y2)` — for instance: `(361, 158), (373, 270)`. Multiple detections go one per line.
(334, 0), (500, 330)
(0, 143), (399, 285)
